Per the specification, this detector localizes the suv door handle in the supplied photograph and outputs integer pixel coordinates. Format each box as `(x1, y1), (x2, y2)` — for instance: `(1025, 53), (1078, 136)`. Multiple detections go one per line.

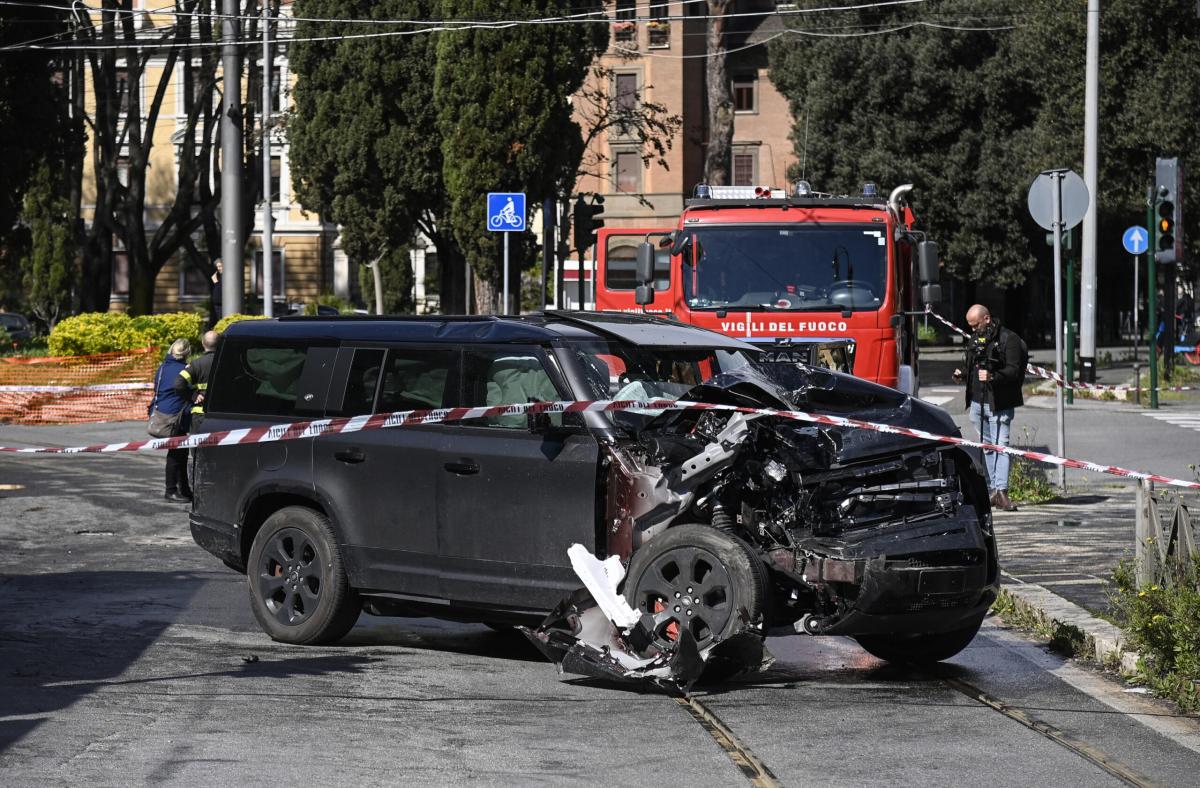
(443, 460), (479, 475)
(334, 448), (366, 464)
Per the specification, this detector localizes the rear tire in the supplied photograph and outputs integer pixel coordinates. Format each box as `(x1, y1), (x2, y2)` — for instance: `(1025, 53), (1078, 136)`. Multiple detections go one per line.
(855, 617), (984, 665)
(247, 506), (360, 645)
(623, 524), (767, 653)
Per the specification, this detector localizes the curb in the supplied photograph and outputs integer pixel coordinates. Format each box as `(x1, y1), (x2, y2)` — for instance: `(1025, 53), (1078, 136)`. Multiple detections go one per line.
(998, 581), (1139, 675)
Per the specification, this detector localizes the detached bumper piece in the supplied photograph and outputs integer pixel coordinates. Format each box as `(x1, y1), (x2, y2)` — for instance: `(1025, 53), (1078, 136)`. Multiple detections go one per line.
(519, 546), (772, 693)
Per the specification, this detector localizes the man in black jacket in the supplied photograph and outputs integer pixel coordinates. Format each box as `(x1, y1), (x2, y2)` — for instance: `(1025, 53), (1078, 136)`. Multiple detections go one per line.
(954, 304), (1024, 511)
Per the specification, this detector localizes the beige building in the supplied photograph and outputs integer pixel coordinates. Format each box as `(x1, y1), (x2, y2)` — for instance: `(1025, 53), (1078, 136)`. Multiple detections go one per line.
(575, 1), (797, 229)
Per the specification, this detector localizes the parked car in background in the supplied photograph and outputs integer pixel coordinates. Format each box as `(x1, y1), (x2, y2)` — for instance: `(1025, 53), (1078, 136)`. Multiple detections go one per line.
(0, 313), (33, 349)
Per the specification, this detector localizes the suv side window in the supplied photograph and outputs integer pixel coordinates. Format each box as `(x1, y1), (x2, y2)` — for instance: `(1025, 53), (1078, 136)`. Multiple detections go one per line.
(208, 339), (319, 417)
(460, 347), (564, 428)
(332, 348), (385, 417)
(376, 347), (453, 412)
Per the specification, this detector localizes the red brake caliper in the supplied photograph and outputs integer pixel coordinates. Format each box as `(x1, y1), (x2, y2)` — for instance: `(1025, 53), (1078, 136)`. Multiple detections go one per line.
(652, 598), (679, 641)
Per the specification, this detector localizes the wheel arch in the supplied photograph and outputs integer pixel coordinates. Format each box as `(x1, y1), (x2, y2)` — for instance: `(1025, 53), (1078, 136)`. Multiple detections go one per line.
(238, 486), (335, 566)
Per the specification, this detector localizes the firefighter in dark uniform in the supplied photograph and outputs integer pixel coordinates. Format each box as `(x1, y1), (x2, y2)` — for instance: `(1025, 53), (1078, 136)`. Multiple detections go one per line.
(174, 330), (220, 419)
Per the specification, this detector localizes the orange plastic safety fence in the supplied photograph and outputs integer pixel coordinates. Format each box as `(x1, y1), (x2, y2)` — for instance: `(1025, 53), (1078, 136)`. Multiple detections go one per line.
(0, 348), (161, 425)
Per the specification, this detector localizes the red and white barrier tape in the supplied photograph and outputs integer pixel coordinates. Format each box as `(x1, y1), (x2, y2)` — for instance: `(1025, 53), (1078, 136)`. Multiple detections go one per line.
(2, 397), (1198, 490)
(0, 382), (153, 393)
(924, 308), (1199, 393)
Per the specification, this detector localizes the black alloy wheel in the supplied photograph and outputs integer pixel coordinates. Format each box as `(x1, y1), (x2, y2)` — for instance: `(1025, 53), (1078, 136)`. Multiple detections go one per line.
(247, 506), (360, 645)
(624, 524), (767, 652)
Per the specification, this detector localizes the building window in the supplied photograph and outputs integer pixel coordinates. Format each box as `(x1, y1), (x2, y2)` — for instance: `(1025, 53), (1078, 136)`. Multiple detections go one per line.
(613, 0), (636, 44)
(253, 249), (285, 298)
(115, 67), (130, 113)
(182, 64), (210, 114)
(732, 150), (757, 186)
(648, 3), (669, 48)
(615, 73), (638, 113)
(733, 74), (757, 113)
(255, 59), (283, 111)
(615, 150), (641, 193)
(112, 247), (129, 297)
(179, 257), (210, 299)
(269, 155), (282, 203)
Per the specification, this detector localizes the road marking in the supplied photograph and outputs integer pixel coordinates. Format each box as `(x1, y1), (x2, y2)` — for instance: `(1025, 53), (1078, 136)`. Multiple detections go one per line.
(674, 695), (781, 787)
(920, 387), (959, 407)
(1142, 411), (1200, 434)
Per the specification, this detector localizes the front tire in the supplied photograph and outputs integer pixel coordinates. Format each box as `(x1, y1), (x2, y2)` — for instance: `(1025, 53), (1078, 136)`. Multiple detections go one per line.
(855, 617), (984, 665)
(247, 506), (360, 645)
(623, 524), (767, 652)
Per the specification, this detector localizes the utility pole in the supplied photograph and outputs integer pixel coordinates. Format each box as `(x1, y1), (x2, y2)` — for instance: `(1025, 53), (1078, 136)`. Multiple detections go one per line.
(541, 197), (554, 310)
(220, 0), (244, 316)
(261, 0), (273, 317)
(1079, 0), (1100, 382)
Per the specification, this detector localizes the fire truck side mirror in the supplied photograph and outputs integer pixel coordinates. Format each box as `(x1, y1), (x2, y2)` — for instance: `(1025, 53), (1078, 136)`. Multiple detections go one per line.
(635, 284), (655, 305)
(921, 283), (943, 305)
(917, 241), (939, 284)
(636, 241), (655, 284)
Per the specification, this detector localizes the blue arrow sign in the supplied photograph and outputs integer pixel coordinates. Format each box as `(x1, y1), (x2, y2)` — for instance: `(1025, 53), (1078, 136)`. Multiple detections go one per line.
(486, 192), (526, 232)
(1122, 225), (1148, 255)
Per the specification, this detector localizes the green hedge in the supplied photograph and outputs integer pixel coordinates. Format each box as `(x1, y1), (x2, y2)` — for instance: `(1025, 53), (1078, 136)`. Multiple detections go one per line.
(212, 313), (268, 334)
(48, 312), (204, 356)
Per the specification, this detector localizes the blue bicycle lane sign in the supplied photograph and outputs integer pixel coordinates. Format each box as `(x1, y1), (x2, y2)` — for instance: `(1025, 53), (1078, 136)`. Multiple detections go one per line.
(486, 192), (526, 232)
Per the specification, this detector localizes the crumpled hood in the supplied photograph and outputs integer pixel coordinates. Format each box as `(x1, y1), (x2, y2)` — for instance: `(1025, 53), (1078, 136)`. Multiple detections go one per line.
(672, 361), (960, 464)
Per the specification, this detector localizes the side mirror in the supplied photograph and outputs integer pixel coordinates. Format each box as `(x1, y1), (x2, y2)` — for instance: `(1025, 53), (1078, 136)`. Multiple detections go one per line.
(659, 230), (677, 249)
(921, 283), (942, 305)
(635, 241), (655, 284)
(917, 240), (939, 284)
(635, 284), (655, 306)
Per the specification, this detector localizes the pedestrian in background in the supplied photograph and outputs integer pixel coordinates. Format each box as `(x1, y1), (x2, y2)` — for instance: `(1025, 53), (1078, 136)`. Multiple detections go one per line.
(208, 259), (224, 330)
(151, 338), (193, 502)
(174, 330), (220, 418)
(953, 304), (1025, 511)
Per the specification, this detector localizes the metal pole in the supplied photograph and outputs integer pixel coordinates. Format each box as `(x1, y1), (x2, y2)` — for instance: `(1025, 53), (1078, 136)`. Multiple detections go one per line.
(220, 0), (243, 316)
(1066, 250), (1075, 405)
(1052, 172), (1067, 489)
(1133, 253), (1139, 364)
(1148, 189), (1159, 409)
(502, 231), (510, 315)
(1079, 0), (1100, 381)
(541, 197), (554, 309)
(261, 0), (273, 317)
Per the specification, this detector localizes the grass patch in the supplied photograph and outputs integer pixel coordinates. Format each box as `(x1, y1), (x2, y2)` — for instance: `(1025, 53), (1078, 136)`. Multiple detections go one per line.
(991, 589), (1089, 659)
(1109, 558), (1200, 714)
(1007, 458), (1057, 504)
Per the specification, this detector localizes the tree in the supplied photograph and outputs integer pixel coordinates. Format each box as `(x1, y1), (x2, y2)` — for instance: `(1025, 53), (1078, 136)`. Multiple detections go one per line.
(75, 0), (265, 314)
(21, 162), (78, 329)
(703, 0), (734, 185)
(435, 1), (607, 313)
(289, 0), (467, 313)
(357, 246), (414, 314)
(769, 0), (1041, 288)
(0, 3), (79, 304)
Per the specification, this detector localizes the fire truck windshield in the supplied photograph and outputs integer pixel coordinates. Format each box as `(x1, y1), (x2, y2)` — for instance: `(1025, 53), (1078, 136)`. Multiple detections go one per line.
(681, 224), (887, 312)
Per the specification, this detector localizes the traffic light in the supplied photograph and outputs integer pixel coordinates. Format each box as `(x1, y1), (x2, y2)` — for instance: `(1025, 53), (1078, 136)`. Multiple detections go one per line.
(572, 194), (605, 252)
(1154, 157), (1183, 264)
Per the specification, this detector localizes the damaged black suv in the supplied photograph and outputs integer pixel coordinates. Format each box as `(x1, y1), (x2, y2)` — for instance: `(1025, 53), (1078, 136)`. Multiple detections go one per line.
(190, 312), (997, 672)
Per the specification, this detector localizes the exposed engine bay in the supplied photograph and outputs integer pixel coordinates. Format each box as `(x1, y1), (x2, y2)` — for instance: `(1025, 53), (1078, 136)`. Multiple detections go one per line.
(523, 361), (999, 691)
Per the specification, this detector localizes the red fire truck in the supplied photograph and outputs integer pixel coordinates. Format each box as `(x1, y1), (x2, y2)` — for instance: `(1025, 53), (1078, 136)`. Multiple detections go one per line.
(593, 182), (942, 394)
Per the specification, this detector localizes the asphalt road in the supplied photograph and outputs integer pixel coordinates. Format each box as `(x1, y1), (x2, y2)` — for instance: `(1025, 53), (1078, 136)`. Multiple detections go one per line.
(2, 422), (1200, 786)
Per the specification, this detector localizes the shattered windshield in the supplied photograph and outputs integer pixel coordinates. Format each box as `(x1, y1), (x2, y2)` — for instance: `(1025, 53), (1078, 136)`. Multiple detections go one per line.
(566, 339), (754, 429)
(681, 224), (888, 312)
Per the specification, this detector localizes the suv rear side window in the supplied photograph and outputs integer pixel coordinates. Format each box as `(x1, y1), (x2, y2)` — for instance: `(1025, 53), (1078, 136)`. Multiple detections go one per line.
(376, 347), (453, 412)
(208, 340), (312, 416)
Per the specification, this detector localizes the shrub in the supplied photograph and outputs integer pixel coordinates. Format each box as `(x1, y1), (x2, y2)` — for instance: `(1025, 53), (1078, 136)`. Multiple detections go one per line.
(131, 312), (203, 353)
(213, 313), (268, 334)
(302, 292), (356, 315)
(0, 326), (12, 351)
(917, 323), (938, 345)
(48, 312), (145, 355)
(1110, 558), (1200, 713)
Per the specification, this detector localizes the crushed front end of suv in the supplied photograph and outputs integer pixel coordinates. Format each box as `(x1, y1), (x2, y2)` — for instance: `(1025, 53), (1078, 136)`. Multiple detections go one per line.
(189, 312), (996, 689)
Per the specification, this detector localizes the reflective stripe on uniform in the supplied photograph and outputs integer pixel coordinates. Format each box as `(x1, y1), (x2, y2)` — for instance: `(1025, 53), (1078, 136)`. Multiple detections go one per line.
(179, 369), (193, 382)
